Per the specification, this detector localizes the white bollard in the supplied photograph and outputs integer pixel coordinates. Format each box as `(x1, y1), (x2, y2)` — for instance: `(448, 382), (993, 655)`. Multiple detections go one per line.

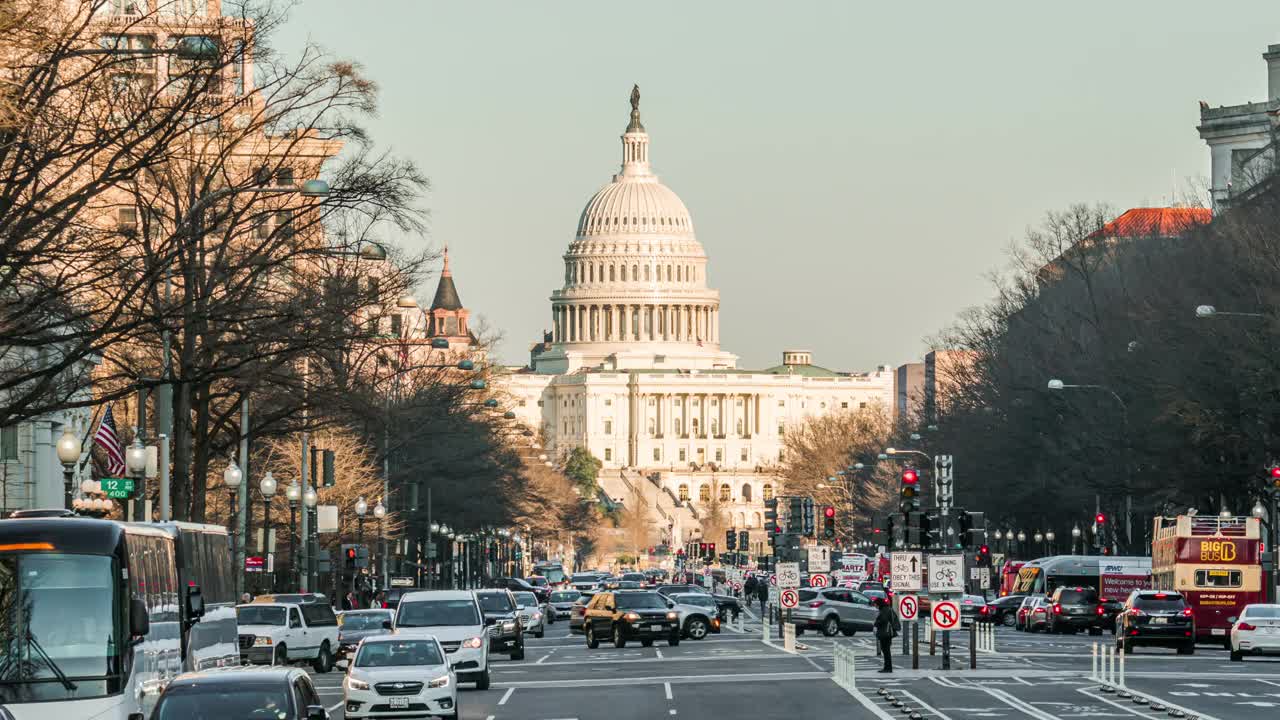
(783, 621), (796, 653)
(1105, 645), (1114, 685)
(1118, 646), (1125, 688)
(1091, 643), (1098, 682)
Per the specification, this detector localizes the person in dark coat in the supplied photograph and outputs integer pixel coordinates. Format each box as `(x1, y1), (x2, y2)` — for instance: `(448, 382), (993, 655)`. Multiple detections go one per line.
(873, 597), (900, 672)
(755, 577), (769, 619)
(744, 575), (758, 600)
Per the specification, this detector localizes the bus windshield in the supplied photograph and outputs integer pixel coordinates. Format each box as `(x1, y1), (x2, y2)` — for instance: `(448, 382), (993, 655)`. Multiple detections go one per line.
(0, 553), (123, 703)
(533, 565), (566, 584)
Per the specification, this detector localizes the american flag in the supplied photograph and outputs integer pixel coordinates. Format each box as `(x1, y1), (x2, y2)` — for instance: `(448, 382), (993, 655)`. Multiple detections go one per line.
(94, 406), (126, 477)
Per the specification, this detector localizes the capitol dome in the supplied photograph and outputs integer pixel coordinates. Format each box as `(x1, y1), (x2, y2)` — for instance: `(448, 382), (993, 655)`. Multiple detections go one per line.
(536, 86), (737, 374)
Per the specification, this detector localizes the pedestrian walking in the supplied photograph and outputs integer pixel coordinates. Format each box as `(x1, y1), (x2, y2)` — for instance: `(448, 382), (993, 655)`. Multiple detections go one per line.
(755, 578), (768, 619)
(240, 592), (252, 605)
(744, 575), (758, 600)
(873, 597), (900, 673)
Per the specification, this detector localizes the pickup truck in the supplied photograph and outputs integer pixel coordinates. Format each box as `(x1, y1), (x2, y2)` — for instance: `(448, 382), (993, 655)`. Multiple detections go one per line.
(236, 601), (340, 672)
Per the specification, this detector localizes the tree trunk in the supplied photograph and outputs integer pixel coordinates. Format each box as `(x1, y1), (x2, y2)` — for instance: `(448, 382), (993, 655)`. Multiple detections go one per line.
(190, 380), (211, 522)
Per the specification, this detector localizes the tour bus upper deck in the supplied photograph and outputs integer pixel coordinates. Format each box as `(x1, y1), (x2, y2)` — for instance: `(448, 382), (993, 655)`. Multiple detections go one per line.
(1152, 514), (1264, 642)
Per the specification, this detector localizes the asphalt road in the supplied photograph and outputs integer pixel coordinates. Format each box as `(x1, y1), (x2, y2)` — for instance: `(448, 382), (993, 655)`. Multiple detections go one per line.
(305, 608), (1280, 720)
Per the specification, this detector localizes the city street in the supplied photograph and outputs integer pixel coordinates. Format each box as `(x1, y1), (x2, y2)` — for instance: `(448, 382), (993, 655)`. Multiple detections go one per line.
(306, 612), (1280, 720)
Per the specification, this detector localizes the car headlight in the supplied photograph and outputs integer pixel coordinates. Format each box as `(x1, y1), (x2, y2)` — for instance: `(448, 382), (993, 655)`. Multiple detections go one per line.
(428, 674), (450, 689)
(502, 620), (517, 631)
(253, 637), (273, 646)
(462, 636), (484, 649)
(532, 611), (542, 621)
(624, 612), (641, 622)
(346, 677), (370, 691)
(667, 612), (678, 620)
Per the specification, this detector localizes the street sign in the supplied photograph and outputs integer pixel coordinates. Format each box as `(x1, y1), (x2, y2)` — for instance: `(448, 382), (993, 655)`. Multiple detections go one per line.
(928, 554), (964, 594)
(807, 545), (831, 573)
(768, 574), (777, 586)
(390, 576), (415, 587)
(891, 551), (923, 591)
(809, 573), (829, 588)
(776, 562), (801, 589)
(100, 477), (135, 499)
(898, 593), (919, 621)
(780, 588), (800, 608)
(245, 556), (265, 572)
(732, 581), (742, 592)
(932, 599), (960, 630)
(978, 567), (991, 589)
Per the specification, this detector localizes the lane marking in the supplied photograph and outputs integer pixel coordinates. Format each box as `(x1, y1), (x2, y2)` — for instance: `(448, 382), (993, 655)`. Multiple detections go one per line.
(897, 690), (954, 720)
(1258, 678), (1280, 688)
(656, 649), (664, 659)
(537, 653), (552, 663)
(486, 716), (495, 720)
(664, 681), (673, 700)
(1077, 688), (1174, 719)
(498, 687), (515, 705)
(492, 671), (829, 689)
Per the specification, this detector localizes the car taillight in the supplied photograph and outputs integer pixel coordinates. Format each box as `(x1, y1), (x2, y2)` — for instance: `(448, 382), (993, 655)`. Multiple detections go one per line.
(1052, 603), (1062, 615)
(980, 606), (989, 615)
(1181, 608), (1193, 617)
(1096, 606), (1105, 615)
(1129, 609), (1145, 617)
(1240, 622), (1257, 631)
(807, 601), (824, 608)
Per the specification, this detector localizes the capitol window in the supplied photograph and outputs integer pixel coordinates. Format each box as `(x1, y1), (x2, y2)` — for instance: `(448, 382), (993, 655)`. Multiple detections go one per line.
(777, 424), (784, 436)
(715, 449), (723, 462)
(679, 449), (687, 462)
(841, 402), (848, 409)
(763, 484), (774, 501)
(647, 418), (655, 434)
(620, 265), (627, 281)
(674, 419), (682, 434)
(860, 402), (867, 409)
(648, 397), (656, 407)
(740, 448), (749, 462)
(719, 484), (731, 501)
(604, 398), (612, 406)
(609, 266), (615, 281)
(741, 483), (752, 501)
(645, 265), (651, 281)
(604, 448), (612, 461)
(678, 484), (688, 501)
(778, 399), (785, 407)
(710, 420), (719, 435)
(632, 265), (638, 280)
(603, 420), (612, 435)
(654, 448), (662, 462)
(735, 419), (743, 435)
(698, 484), (710, 502)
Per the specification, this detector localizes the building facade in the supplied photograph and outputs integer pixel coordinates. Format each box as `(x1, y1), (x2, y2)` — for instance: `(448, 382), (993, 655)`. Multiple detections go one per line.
(1197, 44), (1280, 210)
(501, 88), (894, 547)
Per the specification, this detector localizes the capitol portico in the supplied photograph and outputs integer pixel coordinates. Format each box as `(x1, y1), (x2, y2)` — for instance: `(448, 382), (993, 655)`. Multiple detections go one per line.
(501, 87), (893, 549)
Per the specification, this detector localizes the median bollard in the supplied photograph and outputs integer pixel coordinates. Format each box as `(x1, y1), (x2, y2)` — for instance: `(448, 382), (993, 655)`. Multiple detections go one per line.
(969, 623), (977, 669)
(783, 621), (796, 653)
(1118, 646), (1126, 688)
(912, 621), (919, 669)
(1091, 643), (1099, 682)
(929, 620), (936, 656)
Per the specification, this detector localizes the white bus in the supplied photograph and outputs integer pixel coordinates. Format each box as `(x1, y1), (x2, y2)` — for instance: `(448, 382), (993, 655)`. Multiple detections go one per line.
(0, 514), (238, 720)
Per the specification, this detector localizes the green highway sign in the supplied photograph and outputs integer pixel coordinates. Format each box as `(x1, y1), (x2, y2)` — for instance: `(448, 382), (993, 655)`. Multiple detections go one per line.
(100, 477), (135, 499)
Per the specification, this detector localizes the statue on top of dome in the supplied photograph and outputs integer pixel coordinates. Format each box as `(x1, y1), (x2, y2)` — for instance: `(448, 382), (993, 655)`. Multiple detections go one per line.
(627, 84), (644, 132)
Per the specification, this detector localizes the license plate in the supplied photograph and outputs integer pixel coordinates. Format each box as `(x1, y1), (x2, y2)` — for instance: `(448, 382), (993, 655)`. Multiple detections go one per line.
(1212, 628), (1226, 635)
(1152, 618), (1167, 624)
(390, 697), (410, 709)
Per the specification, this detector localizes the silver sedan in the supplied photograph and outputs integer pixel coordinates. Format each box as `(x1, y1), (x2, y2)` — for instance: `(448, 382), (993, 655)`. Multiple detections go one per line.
(513, 591), (547, 638)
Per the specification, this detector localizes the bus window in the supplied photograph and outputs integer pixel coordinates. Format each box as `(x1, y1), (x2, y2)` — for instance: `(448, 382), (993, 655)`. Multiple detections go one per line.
(1194, 569), (1242, 588)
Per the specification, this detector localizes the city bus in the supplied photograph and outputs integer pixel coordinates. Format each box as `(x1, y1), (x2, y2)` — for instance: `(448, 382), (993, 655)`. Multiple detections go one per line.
(1011, 555), (1151, 599)
(0, 516), (236, 719)
(1152, 514), (1264, 645)
(998, 559), (1026, 596)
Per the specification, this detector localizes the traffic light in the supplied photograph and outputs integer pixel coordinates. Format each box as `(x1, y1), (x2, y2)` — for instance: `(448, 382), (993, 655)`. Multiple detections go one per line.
(960, 511), (985, 549)
(974, 544), (991, 566)
(822, 505), (836, 540)
(803, 497), (816, 537)
(1095, 512), (1106, 525)
(1271, 466), (1280, 489)
(708, 542), (716, 560)
(739, 530), (749, 550)
(788, 497), (805, 534)
(322, 449), (335, 487)
(907, 511), (925, 548)
(726, 529), (737, 550)
(764, 497), (779, 530)
(342, 544), (357, 570)
(899, 467), (920, 513)
(699, 542), (708, 558)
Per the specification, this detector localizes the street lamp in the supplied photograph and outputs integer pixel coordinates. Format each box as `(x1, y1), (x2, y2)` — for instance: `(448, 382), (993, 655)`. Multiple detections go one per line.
(1071, 524), (1082, 554)
(373, 499), (387, 587)
(56, 427), (79, 510)
(287, 480), (301, 589)
(355, 496), (368, 547)
(259, 472), (277, 591)
(224, 460), (242, 576)
(1219, 508), (1232, 519)
(125, 436), (148, 520)
(1045, 530), (1056, 554)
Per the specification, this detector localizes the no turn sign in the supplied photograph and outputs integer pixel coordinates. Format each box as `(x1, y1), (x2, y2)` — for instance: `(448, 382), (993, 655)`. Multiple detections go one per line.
(809, 573), (829, 588)
(932, 599), (960, 630)
(897, 593), (919, 621)
(780, 588), (800, 609)
(732, 581), (742, 592)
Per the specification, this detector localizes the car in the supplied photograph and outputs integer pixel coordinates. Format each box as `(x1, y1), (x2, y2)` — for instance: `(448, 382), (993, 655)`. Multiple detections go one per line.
(393, 590), (491, 690)
(337, 609), (395, 660)
(490, 576), (549, 604)
(982, 594), (1026, 626)
(251, 592), (329, 605)
(474, 589), (526, 660)
(237, 601), (339, 672)
(1099, 596), (1124, 633)
(619, 572), (648, 585)
(152, 666), (329, 720)
(862, 589), (888, 606)
(568, 598), (589, 634)
(512, 591), (547, 638)
(384, 587), (423, 611)
(548, 589), (583, 620)
(663, 592), (722, 640)
(583, 590), (681, 648)
(1046, 586), (1105, 635)
(1116, 590), (1195, 655)
(604, 579), (644, 591)
(1017, 596), (1050, 632)
(1014, 595), (1040, 631)
(656, 583), (710, 596)
(789, 588), (878, 637)
(710, 593), (744, 622)
(342, 635), (457, 719)
(570, 572), (608, 593)
(526, 575), (550, 590)
(1230, 603), (1280, 661)
(958, 594), (988, 626)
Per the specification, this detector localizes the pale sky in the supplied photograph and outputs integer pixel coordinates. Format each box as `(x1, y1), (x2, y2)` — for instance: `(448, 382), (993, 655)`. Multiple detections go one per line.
(273, 1), (1280, 370)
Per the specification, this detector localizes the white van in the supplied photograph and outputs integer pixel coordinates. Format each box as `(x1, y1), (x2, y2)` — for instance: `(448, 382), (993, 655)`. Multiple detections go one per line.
(392, 590), (491, 689)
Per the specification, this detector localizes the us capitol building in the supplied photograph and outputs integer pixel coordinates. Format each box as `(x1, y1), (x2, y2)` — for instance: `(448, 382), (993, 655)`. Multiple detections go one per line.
(502, 87), (893, 550)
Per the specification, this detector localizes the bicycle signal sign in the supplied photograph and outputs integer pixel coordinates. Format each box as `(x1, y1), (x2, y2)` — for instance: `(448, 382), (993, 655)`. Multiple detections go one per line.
(932, 600), (960, 630)
(928, 554), (964, 594)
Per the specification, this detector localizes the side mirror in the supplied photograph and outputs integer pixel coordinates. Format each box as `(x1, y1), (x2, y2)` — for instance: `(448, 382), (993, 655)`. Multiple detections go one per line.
(187, 585), (205, 619)
(306, 705), (329, 720)
(130, 597), (150, 637)
(382, 620), (392, 630)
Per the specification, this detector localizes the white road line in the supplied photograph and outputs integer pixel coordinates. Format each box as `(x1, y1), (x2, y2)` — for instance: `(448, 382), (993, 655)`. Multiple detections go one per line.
(537, 653), (552, 663)
(493, 671), (829, 689)
(1076, 688), (1171, 719)
(1014, 676), (1034, 686)
(498, 687), (515, 705)
(664, 681), (673, 699)
(326, 701), (344, 713)
(485, 716), (494, 720)
(982, 686), (1061, 720)
(897, 690), (954, 720)
(656, 648), (664, 659)
(1257, 678), (1280, 688)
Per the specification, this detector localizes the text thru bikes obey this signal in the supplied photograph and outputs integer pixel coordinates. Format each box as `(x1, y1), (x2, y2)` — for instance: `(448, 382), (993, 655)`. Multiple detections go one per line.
(780, 588), (800, 609)
(932, 599), (960, 630)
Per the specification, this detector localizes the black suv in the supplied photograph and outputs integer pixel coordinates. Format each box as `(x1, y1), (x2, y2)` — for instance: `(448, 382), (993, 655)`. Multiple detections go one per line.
(475, 589), (526, 660)
(1046, 586), (1104, 635)
(491, 576), (549, 603)
(1116, 591), (1195, 655)
(583, 590), (680, 648)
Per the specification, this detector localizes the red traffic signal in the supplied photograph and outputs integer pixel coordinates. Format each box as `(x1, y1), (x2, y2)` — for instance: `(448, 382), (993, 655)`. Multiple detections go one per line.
(979, 544), (990, 554)
(345, 547), (357, 560)
(1271, 467), (1280, 478)
(901, 469), (919, 485)
(823, 505), (836, 519)
(1095, 513), (1106, 524)
(699, 543), (707, 554)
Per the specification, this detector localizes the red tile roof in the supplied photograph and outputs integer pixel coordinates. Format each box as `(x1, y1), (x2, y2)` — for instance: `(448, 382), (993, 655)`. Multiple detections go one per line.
(1088, 207), (1212, 239)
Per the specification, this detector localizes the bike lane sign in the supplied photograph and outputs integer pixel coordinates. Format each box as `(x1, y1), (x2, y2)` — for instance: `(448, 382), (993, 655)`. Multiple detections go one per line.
(928, 554), (964, 594)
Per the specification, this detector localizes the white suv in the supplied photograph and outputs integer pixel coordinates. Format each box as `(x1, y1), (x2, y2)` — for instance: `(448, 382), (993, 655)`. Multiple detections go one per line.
(393, 590), (491, 690)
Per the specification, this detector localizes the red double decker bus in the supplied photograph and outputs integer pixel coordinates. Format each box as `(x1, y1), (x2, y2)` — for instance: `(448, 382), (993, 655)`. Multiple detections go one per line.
(1152, 514), (1265, 645)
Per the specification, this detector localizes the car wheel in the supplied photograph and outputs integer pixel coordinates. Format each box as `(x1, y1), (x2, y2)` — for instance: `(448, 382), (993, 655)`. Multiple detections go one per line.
(547, 613), (555, 625)
(1177, 643), (1194, 655)
(272, 644), (287, 666)
(641, 639), (654, 647)
(312, 642), (333, 673)
(535, 629), (545, 639)
(821, 616), (840, 637)
(511, 642), (525, 661)
(668, 631), (680, 647)
(586, 625), (599, 649)
(686, 617), (709, 640)
(1231, 649), (1243, 662)
(613, 626), (627, 648)
(1002, 614), (1016, 628)
(840, 627), (857, 637)
(475, 668), (491, 690)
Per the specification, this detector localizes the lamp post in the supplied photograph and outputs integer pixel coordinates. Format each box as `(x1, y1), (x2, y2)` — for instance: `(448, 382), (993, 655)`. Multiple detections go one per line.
(1045, 530), (1056, 555)
(224, 460), (243, 580)
(124, 436), (148, 521)
(1034, 531), (1044, 556)
(56, 428), (80, 510)
(1047, 378), (1131, 552)
(303, 486), (318, 597)
(355, 496), (368, 548)
(373, 499), (387, 589)
(260, 472), (277, 592)
(286, 480), (301, 590)
(1071, 524), (1082, 555)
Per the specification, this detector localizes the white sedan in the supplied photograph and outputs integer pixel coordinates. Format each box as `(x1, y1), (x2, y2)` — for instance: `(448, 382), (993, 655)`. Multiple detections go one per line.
(343, 635), (457, 719)
(513, 591), (547, 638)
(1230, 603), (1280, 662)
